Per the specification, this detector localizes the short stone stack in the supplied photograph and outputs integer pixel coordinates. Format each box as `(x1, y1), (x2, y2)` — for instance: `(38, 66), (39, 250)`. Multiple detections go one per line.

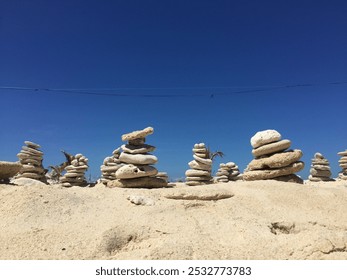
(107, 127), (167, 188)
(100, 147), (124, 184)
(309, 153), (333, 182)
(16, 141), (46, 182)
(337, 150), (347, 180)
(60, 153), (89, 187)
(185, 143), (212, 186)
(215, 162), (242, 183)
(243, 129), (304, 183)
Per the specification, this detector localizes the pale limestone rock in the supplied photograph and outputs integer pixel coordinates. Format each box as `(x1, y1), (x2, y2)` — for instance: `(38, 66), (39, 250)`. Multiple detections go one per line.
(121, 127), (154, 142)
(0, 161), (21, 180)
(250, 129), (281, 149)
(24, 141), (41, 149)
(243, 161), (304, 181)
(12, 177), (47, 187)
(188, 160), (211, 171)
(116, 164), (158, 179)
(185, 169), (211, 177)
(252, 139), (291, 158)
(107, 177), (167, 188)
(193, 155), (212, 165)
(127, 195), (155, 206)
(119, 152), (158, 165)
(247, 150), (302, 170)
(121, 144), (156, 154)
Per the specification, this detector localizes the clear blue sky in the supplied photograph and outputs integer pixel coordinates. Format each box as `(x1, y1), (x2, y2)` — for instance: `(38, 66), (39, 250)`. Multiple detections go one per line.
(1, 0), (346, 181)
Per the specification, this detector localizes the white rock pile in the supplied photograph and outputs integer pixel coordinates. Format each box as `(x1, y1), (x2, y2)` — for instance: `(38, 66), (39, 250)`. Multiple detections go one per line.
(100, 147), (124, 184)
(107, 127), (167, 188)
(185, 143), (212, 186)
(16, 141), (46, 181)
(309, 153), (333, 182)
(337, 149), (347, 180)
(243, 129), (304, 183)
(215, 162), (242, 183)
(60, 153), (89, 187)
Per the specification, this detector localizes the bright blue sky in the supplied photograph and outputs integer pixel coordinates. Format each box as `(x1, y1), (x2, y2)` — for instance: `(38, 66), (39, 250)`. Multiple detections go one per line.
(1, 0), (346, 181)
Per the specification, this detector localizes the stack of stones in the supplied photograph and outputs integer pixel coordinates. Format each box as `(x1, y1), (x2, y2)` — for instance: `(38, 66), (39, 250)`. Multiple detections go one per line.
(308, 153), (333, 182)
(215, 162), (242, 183)
(16, 141), (46, 182)
(100, 147), (124, 184)
(185, 143), (212, 186)
(60, 153), (89, 187)
(107, 127), (167, 188)
(243, 129), (304, 183)
(337, 150), (347, 180)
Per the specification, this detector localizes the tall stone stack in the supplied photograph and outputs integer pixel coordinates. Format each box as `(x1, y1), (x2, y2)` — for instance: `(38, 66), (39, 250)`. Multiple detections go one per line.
(243, 129), (304, 183)
(215, 162), (242, 183)
(59, 153), (89, 187)
(107, 127), (167, 188)
(309, 153), (333, 182)
(185, 143), (212, 186)
(337, 149), (347, 180)
(16, 141), (46, 182)
(100, 147), (124, 184)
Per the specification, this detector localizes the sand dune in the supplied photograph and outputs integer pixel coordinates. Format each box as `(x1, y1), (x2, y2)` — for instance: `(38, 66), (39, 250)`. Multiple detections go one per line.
(0, 180), (346, 260)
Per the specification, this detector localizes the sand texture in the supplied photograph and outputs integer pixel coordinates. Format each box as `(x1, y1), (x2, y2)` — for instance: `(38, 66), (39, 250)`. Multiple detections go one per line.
(0, 180), (347, 260)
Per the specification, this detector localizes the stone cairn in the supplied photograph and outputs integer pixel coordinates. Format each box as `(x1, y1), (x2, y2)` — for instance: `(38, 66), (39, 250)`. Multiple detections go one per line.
(337, 149), (347, 180)
(59, 153), (89, 187)
(16, 141), (46, 181)
(185, 143), (212, 186)
(308, 153), (333, 182)
(215, 162), (242, 183)
(107, 127), (167, 188)
(243, 129), (304, 183)
(100, 147), (124, 184)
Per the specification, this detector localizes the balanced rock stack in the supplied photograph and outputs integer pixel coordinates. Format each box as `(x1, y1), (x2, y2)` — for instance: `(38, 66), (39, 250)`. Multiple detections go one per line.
(243, 129), (304, 183)
(60, 153), (89, 187)
(100, 147), (124, 184)
(337, 150), (347, 180)
(107, 127), (167, 188)
(185, 143), (212, 186)
(215, 162), (242, 183)
(16, 141), (46, 181)
(308, 153), (333, 182)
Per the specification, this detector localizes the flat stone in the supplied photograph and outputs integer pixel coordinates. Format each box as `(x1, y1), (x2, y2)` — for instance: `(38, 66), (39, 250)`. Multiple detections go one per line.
(340, 163), (347, 169)
(116, 164), (158, 179)
(0, 161), (22, 180)
(312, 165), (330, 171)
(186, 176), (212, 181)
(121, 144), (156, 154)
(188, 160), (211, 171)
(338, 159), (347, 164)
(192, 148), (207, 153)
(24, 141), (41, 149)
(250, 129), (282, 149)
(21, 146), (43, 156)
(193, 155), (212, 165)
(252, 139), (291, 158)
(164, 189), (234, 201)
(20, 158), (42, 166)
(226, 162), (236, 168)
(107, 177), (167, 188)
(12, 177), (47, 187)
(18, 172), (44, 180)
(216, 170), (229, 176)
(275, 174), (303, 184)
(119, 152), (158, 165)
(64, 172), (86, 178)
(309, 175), (333, 182)
(243, 161), (304, 181)
(248, 149), (302, 170)
(121, 127), (154, 142)
(338, 150), (347, 156)
(311, 159), (329, 165)
(310, 168), (332, 177)
(128, 138), (146, 145)
(100, 165), (124, 172)
(185, 169), (210, 177)
(20, 165), (44, 173)
(194, 152), (207, 158)
(17, 153), (42, 161)
(194, 143), (206, 149)
(216, 175), (229, 180)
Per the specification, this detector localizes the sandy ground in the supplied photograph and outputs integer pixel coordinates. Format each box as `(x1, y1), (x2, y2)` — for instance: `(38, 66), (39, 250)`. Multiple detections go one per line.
(0, 180), (347, 260)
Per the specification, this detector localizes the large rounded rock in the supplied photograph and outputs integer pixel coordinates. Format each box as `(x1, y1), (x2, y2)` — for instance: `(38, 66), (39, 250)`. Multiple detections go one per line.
(116, 164), (158, 179)
(188, 160), (212, 171)
(0, 161), (22, 180)
(121, 127), (154, 142)
(107, 177), (167, 188)
(250, 129), (282, 149)
(252, 139), (291, 158)
(247, 149), (303, 170)
(119, 153), (158, 165)
(243, 161), (304, 181)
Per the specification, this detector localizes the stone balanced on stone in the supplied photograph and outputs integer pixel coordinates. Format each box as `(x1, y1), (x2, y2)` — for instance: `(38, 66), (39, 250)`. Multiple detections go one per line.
(309, 153), (333, 182)
(185, 143), (212, 186)
(16, 141), (46, 181)
(337, 149), (347, 180)
(215, 162), (242, 183)
(100, 147), (124, 184)
(60, 153), (89, 187)
(107, 127), (167, 188)
(243, 129), (304, 183)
